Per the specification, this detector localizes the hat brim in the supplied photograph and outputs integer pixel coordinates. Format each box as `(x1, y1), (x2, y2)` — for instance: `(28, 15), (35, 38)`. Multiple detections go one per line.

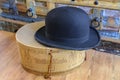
(35, 26), (100, 50)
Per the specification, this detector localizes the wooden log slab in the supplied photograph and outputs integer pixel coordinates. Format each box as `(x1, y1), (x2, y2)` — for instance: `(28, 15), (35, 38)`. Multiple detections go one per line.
(16, 21), (85, 73)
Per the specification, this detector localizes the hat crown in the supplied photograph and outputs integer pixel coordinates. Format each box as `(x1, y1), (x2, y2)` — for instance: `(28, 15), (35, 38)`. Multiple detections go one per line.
(45, 7), (90, 42)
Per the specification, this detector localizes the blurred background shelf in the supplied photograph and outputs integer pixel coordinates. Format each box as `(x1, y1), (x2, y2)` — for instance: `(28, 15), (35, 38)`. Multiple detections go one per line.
(0, 0), (120, 42)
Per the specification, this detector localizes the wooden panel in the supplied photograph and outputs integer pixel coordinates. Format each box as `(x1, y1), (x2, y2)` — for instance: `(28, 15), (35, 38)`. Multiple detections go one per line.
(88, 0), (119, 3)
(35, 0), (120, 10)
(2, 0), (119, 16)
(101, 37), (120, 44)
(16, 3), (27, 12)
(55, 0), (120, 10)
(16, 3), (47, 16)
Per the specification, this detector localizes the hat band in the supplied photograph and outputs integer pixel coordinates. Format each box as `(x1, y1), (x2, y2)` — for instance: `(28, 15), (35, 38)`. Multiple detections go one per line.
(46, 33), (89, 43)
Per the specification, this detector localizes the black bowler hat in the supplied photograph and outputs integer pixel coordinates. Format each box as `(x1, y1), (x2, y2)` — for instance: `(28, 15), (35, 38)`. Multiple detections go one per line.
(35, 7), (100, 50)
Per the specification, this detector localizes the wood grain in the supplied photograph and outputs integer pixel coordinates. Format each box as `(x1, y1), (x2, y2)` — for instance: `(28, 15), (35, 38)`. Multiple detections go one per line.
(101, 37), (120, 44)
(0, 30), (120, 80)
(0, 17), (28, 25)
(15, 0), (120, 16)
(35, 0), (120, 10)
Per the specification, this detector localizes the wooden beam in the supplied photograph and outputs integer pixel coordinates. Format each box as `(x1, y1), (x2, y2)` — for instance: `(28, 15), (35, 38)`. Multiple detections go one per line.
(0, 17), (28, 25)
(35, 0), (120, 10)
(101, 37), (120, 44)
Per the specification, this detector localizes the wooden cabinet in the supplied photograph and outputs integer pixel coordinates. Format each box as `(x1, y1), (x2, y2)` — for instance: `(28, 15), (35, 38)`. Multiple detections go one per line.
(35, 0), (120, 10)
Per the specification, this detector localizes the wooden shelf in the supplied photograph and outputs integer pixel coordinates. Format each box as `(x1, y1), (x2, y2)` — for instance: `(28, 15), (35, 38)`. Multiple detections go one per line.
(102, 37), (120, 44)
(0, 17), (28, 25)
